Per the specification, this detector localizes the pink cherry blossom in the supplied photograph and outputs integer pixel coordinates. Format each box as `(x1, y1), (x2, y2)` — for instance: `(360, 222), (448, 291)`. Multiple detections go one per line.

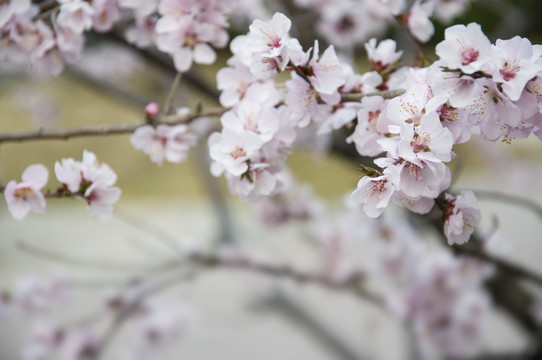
(4, 164), (48, 220)
(308, 41), (346, 96)
(490, 36), (542, 101)
(0, 0), (31, 28)
(350, 173), (397, 218)
(435, 22), (492, 74)
(365, 38), (403, 71)
(407, 0), (434, 43)
(56, 0), (95, 34)
(92, 0), (120, 33)
(54, 150), (121, 221)
(209, 128), (263, 177)
(130, 124), (197, 165)
(440, 191), (481, 245)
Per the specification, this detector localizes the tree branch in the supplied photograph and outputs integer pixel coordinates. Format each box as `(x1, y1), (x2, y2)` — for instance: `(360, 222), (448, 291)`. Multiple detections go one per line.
(469, 189), (542, 220)
(340, 89), (405, 102)
(187, 252), (384, 308)
(163, 71), (183, 115)
(0, 107), (226, 143)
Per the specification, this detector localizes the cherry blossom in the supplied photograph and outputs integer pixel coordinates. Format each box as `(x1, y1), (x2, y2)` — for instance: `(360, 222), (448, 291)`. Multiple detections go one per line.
(350, 172), (397, 218)
(56, 0), (95, 34)
(54, 150), (121, 221)
(435, 22), (492, 74)
(365, 38), (403, 72)
(439, 191), (481, 245)
(130, 124), (197, 165)
(4, 164), (48, 220)
(0, 0), (31, 28)
(407, 0), (434, 43)
(490, 36), (542, 101)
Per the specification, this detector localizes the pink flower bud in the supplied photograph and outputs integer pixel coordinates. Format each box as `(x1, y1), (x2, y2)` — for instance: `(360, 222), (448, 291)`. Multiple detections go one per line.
(145, 102), (160, 117)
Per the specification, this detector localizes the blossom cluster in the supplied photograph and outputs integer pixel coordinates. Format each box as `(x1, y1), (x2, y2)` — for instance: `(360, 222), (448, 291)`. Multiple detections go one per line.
(210, 12), (359, 201)
(310, 208), (491, 359)
(0, 271), (192, 360)
(130, 105), (198, 166)
(365, 216), (491, 359)
(3, 150), (121, 222)
(0, 0), (278, 76)
(349, 23), (542, 244)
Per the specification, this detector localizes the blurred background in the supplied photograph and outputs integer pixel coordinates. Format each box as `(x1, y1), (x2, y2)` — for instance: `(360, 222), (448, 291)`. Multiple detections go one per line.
(2, 0), (542, 359)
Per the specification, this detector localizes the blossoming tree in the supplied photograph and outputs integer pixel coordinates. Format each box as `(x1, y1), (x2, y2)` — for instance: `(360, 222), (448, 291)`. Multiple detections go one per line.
(1, 0), (542, 359)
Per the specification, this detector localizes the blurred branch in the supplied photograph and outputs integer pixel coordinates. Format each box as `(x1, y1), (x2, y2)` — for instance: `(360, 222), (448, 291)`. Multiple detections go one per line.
(65, 68), (149, 107)
(468, 189), (542, 220)
(164, 71), (183, 115)
(417, 213), (541, 334)
(256, 290), (366, 360)
(16, 239), (179, 272)
(193, 141), (235, 245)
(394, 14), (432, 65)
(452, 244), (542, 287)
(187, 252), (384, 307)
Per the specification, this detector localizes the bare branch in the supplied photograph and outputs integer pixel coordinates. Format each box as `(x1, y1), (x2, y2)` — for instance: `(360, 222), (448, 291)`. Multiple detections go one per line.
(187, 252), (384, 308)
(340, 89), (405, 103)
(0, 107), (226, 144)
(17, 239), (179, 272)
(163, 71), (183, 115)
(469, 189), (542, 220)
(453, 245), (542, 287)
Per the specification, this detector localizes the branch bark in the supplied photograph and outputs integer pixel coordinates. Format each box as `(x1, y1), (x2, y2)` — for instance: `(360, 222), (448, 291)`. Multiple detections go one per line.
(0, 107), (226, 143)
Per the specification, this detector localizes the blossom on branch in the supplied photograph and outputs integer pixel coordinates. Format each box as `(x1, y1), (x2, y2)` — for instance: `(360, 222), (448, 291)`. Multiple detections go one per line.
(4, 164), (48, 221)
(54, 150), (121, 222)
(130, 124), (197, 166)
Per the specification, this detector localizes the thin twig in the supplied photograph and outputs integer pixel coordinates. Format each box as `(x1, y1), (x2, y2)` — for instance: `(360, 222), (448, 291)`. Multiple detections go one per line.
(340, 89), (405, 102)
(453, 245), (542, 287)
(163, 72), (183, 115)
(188, 252), (383, 307)
(0, 107), (226, 143)
(16, 239), (179, 272)
(469, 189), (542, 220)
(114, 207), (181, 252)
(394, 15), (432, 65)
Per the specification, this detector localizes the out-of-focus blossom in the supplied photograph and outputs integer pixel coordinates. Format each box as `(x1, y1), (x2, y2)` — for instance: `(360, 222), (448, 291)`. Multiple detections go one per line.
(4, 164), (48, 220)
(407, 0), (434, 43)
(440, 191), (481, 245)
(130, 124), (197, 165)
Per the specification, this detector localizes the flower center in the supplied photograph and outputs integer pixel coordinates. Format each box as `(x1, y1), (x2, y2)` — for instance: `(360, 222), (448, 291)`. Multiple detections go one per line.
(14, 187), (34, 201)
(368, 110), (380, 126)
(500, 61), (520, 81)
(438, 104), (458, 123)
(461, 48), (479, 66)
(369, 179), (387, 196)
(231, 146), (247, 160)
(411, 132), (431, 153)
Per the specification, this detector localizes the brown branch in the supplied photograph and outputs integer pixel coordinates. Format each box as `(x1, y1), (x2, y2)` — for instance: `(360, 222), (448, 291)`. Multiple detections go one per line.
(187, 252), (384, 308)
(0, 107), (226, 143)
(340, 89), (405, 103)
(394, 15), (432, 65)
(453, 245), (542, 287)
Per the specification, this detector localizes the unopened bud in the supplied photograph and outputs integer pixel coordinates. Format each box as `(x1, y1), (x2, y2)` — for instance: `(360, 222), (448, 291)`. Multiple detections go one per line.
(145, 102), (160, 117)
